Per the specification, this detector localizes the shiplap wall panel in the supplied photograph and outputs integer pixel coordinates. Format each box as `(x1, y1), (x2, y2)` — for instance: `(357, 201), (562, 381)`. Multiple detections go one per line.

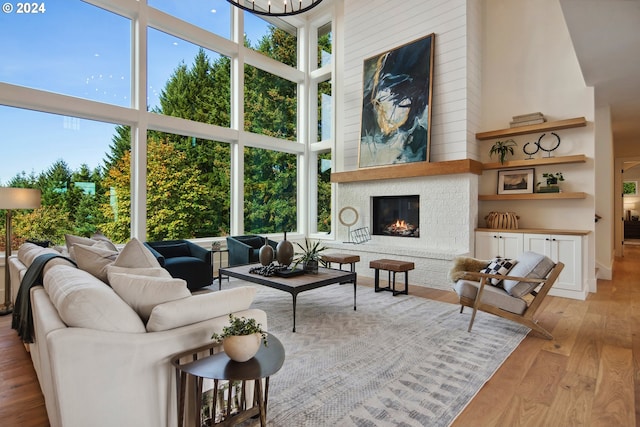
(340, 0), (475, 170)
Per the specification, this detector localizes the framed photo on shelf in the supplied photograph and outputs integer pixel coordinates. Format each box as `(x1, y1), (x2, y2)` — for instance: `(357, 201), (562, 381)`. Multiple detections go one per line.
(497, 168), (535, 195)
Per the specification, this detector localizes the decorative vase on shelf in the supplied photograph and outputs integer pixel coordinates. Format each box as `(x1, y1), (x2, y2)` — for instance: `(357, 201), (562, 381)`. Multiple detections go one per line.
(259, 237), (274, 266)
(276, 231), (294, 268)
(222, 334), (261, 362)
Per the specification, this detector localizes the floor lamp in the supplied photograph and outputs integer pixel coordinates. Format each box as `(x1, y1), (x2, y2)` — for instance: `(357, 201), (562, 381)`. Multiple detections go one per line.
(0, 188), (41, 316)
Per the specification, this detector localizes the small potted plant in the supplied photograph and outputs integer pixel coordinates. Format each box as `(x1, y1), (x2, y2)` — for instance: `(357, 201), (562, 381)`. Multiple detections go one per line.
(537, 172), (564, 193)
(489, 139), (517, 164)
(292, 238), (326, 274)
(211, 314), (268, 362)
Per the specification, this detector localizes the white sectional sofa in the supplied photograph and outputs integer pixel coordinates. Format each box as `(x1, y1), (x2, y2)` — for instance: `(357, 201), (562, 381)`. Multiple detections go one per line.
(9, 237), (266, 427)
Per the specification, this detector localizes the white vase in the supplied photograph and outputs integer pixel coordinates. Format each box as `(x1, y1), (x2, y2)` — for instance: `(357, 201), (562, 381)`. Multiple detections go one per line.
(223, 333), (261, 362)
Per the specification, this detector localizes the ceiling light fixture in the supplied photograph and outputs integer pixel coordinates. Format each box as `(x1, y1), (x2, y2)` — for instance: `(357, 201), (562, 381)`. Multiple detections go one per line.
(226, 0), (324, 17)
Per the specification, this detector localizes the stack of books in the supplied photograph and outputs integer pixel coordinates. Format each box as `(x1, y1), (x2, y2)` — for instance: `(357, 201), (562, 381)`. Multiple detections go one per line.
(509, 112), (546, 127)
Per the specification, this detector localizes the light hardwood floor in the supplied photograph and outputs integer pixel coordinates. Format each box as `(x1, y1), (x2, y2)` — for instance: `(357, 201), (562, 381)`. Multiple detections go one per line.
(1, 246), (638, 426)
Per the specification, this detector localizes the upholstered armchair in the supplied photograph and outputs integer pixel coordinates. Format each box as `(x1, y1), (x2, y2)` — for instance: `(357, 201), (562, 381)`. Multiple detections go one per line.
(450, 251), (564, 339)
(144, 240), (212, 291)
(226, 235), (276, 266)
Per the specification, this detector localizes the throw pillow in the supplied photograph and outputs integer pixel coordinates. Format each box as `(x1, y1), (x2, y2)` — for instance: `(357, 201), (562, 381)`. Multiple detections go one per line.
(146, 286), (257, 332)
(107, 265), (171, 280)
(480, 257), (517, 286)
(90, 230), (118, 251)
(109, 272), (191, 323)
(65, 233), (118, 259)
(73, 242), (119, 283)
(43, 264), (146, 333)
(112, 237), (162, 269)
(503, 251), (555, 298)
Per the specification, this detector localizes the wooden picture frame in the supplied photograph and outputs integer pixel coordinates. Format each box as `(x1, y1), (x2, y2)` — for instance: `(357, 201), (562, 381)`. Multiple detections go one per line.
(358, 33), (435, 168)
(497, 168), (535, 194)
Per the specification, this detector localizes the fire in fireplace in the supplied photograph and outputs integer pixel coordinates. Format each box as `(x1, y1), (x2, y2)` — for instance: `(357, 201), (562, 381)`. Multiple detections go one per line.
(371, 195), (420, 237)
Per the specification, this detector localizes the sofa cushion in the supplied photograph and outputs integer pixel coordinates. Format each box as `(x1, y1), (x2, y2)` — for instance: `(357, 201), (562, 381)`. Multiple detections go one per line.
(43, 264), (146, 332)
(503, 251), (555, 298)
(146, 286), (257, 332)
(480, 257), (517, 286)
(109, 273), (191, 322)
(18, 242), (64, 269)
(73, 242), (119, 283)
(113, 237), (162, 269)
(454, 279), (528, 315)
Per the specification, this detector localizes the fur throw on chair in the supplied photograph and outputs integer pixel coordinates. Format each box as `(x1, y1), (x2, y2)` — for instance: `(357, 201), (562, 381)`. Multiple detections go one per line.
(449, 256), (490, 282)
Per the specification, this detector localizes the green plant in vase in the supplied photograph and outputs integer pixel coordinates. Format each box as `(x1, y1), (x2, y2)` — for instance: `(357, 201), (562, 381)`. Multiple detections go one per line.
(489, 139), (517, 164)
(537, 172), (564, 193)
(211, 314), (268, 362)
(292, 238), (326, 274)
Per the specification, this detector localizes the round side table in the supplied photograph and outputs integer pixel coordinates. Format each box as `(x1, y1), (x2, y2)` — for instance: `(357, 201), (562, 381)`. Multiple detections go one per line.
(173, 333), (285, 427)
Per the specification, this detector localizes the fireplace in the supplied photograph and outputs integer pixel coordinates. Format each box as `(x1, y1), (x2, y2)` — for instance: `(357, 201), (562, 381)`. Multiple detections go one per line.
(371, 195), (420, 237)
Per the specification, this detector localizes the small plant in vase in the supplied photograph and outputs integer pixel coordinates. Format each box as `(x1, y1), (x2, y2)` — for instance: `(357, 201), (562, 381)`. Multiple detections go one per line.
(292, 238), (326, 274)
(489, 139), (517, 164)
(537, 172), (564, 193)
(211, 314), (268, 362)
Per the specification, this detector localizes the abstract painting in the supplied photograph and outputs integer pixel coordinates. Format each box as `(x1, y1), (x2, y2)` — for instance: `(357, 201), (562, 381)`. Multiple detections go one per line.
(359, 34), (435, 168)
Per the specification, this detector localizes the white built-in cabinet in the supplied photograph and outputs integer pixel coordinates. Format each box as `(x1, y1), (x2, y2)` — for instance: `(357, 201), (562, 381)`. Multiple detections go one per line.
(475, 231), (523, 259)
(475, 229), (588, 300)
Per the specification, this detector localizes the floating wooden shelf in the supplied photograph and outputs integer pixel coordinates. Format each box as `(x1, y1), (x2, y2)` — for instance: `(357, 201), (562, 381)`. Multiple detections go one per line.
(482, 154), (587, 170)
(330, 159), (483, 183)
(475, 117), (587, 140)
(478, 192), (586, 201)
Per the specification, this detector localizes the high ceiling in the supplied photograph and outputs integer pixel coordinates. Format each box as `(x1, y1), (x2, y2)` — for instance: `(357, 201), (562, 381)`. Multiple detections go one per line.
(560, 0), (640, 144)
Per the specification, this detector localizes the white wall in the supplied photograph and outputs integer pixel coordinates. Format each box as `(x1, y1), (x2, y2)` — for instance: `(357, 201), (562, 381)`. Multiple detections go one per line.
(334, 0), (482, 289)
(339, 0), (477, 169)
(333, 0), (597, 292)
(479, 0), (596, 290)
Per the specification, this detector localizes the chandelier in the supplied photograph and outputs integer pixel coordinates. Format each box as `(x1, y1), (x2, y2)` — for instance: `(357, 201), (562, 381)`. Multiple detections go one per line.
(225, 0), (325, 17)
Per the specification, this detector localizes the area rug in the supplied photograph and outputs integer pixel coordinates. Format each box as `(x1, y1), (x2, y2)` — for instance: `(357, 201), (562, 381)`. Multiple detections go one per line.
(226, 280), (529, 426)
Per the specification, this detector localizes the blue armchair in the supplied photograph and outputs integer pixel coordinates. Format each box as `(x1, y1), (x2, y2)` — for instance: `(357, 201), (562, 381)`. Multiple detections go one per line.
(226, 235), (276, 266)
(144, 240), (212, 292)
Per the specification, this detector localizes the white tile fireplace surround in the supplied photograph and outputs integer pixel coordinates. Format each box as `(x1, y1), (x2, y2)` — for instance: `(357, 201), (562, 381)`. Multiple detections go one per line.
(329, 174), (478, 291)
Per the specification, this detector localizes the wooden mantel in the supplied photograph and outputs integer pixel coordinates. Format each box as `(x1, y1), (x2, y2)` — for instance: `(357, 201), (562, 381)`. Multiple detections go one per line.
(330, 159), (483, 183)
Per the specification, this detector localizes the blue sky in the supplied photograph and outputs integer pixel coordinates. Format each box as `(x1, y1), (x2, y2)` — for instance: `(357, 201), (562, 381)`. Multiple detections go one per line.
(0, 0), (270, 184)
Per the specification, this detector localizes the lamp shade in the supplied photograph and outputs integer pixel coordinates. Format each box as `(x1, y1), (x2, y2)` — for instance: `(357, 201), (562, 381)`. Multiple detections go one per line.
(0, 188), (41, 210)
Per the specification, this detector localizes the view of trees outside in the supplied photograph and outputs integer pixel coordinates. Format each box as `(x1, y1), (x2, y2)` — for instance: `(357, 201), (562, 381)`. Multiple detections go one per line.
(0, 25), (332, 251)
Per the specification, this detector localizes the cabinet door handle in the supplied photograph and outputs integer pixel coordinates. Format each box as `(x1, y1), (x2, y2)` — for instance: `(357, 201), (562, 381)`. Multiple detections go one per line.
(545, 238), (550, 241)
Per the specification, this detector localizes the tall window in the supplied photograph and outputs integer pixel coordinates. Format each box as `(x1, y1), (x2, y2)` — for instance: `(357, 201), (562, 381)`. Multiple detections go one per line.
(244, 148), (297, 234)
(0, 106), (130, 247)
(147, 29), (231, 127)
(0, 1), (333, 245)
(145, 130), (231, 240)
(0, 2), (131, 107)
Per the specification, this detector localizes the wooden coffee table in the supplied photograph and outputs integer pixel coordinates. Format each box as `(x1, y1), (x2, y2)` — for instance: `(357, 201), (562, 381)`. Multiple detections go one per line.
(219, 264), (357, 332)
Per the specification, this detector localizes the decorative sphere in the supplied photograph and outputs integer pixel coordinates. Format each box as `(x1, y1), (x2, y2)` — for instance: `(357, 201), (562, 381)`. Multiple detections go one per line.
(259, 237), (274, 266)
(276, 238), (294, 267)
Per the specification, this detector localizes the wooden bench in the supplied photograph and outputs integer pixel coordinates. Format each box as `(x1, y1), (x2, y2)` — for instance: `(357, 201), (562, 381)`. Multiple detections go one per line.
(322, 253), (360, 272)
(322, 253), (360, 284)
(369, 259), (414, 296)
